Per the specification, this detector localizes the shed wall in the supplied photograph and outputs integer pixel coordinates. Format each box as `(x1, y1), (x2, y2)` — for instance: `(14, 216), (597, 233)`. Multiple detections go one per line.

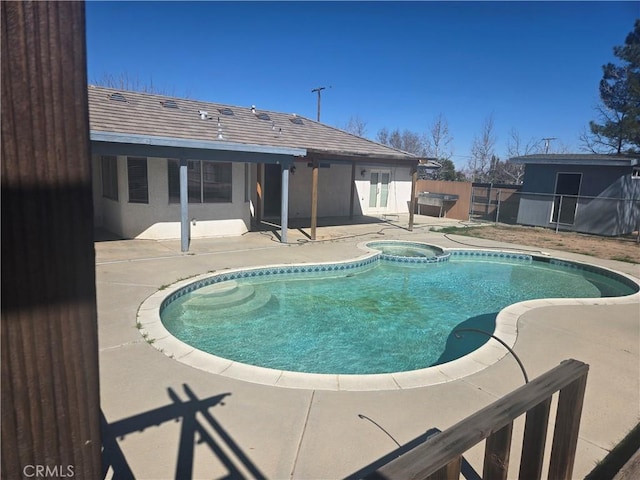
(517, 164), (640, 235)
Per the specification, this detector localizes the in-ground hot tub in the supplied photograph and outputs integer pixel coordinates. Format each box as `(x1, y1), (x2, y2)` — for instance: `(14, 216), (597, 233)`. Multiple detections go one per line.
(366, 241), (450, 263)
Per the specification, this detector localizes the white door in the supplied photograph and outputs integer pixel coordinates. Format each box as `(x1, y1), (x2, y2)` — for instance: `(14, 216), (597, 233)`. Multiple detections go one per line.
(369, 170), (391, 211)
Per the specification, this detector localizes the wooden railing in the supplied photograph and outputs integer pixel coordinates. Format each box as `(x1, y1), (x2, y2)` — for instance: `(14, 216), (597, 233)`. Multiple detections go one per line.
(365, 359), (589, 480)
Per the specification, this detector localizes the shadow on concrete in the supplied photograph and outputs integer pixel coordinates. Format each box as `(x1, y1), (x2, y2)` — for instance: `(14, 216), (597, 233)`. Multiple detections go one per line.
(346, 427), (480, 480)
(94, 227), (124, 242)
(101, 384), (265, 479)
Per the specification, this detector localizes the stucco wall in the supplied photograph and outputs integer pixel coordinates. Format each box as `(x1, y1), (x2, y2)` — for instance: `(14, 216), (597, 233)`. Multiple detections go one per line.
(93, 156), (417, 239)
(93, 156), (251, 239)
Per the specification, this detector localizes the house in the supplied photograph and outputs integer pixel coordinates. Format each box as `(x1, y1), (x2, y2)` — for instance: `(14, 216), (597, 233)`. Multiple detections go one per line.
(88, 86), (438, 250)
(508, 154), (640, 236)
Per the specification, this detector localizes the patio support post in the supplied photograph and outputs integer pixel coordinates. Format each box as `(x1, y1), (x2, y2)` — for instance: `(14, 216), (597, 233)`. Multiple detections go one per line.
(408, 166), (418, 231)
(311, 159), (319, 240)
(349, 162), (356, 219)
(180, 158), (189, 252)
(280, 163), (290, 243)
(256, 163), (264, 225)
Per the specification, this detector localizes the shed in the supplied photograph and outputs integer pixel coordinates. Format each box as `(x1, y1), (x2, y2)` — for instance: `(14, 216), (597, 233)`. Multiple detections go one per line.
(508, 154), (640, 236)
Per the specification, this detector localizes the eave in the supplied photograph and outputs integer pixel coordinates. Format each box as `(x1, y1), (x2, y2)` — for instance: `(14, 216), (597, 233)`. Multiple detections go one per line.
(90, 130), (307, 164)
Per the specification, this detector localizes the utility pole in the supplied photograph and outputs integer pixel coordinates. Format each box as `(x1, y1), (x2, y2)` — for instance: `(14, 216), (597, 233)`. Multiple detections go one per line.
(542, 137), (557, 154)
(311, 86), (328, 122)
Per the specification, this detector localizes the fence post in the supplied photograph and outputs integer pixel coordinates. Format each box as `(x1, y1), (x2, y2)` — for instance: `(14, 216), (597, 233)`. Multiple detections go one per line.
(495, 189), (501, 224)
(555, 195), (564, 233)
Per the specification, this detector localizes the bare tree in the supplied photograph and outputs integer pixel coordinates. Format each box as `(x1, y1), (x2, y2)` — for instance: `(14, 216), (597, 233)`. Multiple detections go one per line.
(501, 128), (537, 184)
(376, 127), (389, 145)
(342, 115), (368, 137)
(376, 127), (426, 156)
(424, 113), (454, 160)
(468, 115), (497, 182)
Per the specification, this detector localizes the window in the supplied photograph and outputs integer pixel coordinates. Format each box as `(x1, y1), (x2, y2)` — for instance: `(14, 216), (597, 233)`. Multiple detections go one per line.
(101, 155), (118, 200)
(168, 160), (232, 203)
(633, 167), (640, 179)
(127, 157), (148, 204)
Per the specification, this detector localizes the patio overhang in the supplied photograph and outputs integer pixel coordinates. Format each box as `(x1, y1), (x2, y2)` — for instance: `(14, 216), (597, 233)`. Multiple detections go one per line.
(90, 131), (306, 165)
(90, 131), (306, 250)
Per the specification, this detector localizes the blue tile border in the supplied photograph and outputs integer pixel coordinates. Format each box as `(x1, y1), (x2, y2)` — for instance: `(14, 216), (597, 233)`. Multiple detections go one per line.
(449, 249), (532, 262)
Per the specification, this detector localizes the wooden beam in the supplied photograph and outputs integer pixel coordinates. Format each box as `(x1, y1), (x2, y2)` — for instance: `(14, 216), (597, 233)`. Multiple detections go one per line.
(256, 163), (264, 224)
(483, 422), (513, 480)
(408, 168), (418, 231)
(548, 371), (589, 480)
(1, 1), (101, 478)
(518, 397), (552, 480)
(349, 162), (356, 219)
(310, 159), (319, 240)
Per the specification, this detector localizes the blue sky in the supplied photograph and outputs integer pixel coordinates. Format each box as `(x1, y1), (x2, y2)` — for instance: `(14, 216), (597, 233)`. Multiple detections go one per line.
(86, 1), (638, 168)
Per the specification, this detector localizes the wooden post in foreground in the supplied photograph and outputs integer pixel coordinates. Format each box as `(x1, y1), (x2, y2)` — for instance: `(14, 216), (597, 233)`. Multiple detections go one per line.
(1, 2), (102, 478)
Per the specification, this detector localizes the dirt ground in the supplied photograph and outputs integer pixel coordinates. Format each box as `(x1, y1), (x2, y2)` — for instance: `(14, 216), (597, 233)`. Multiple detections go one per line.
(444, 224), (640, 264)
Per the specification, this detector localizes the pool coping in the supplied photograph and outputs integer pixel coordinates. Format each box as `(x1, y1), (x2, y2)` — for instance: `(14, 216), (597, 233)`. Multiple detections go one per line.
(136, 242), (640, 391)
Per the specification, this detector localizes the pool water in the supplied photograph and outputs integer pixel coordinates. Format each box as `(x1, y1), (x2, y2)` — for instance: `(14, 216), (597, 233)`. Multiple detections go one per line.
(160, 256), (636, 375)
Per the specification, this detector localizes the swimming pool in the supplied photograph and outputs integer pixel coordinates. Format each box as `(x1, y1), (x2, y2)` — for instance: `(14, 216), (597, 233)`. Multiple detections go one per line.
(152, 242), (638, 386)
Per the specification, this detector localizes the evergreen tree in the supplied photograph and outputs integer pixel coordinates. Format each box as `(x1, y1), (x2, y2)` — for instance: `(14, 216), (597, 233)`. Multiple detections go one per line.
(584, 20), (640, 154)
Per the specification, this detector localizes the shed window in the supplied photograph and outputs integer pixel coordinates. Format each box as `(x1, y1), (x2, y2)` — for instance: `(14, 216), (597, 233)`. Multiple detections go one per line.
(168, 160), (232, 203)
(127, 157), (148, 204)
(101, 155), (118, 201)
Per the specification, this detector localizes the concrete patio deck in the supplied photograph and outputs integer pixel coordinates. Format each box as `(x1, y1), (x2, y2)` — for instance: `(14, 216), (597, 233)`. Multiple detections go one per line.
(97, 215), (639, 479)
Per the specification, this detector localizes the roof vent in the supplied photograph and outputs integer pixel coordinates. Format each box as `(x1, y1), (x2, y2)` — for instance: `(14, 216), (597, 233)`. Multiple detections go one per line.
(218, 107), (234, 116)
(257, 112), (270, 121)
(290, 117), (304, 125)
(161, 100), (178, 109)
(251, 105), (256, 114)
(109, 93), (127, 102)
